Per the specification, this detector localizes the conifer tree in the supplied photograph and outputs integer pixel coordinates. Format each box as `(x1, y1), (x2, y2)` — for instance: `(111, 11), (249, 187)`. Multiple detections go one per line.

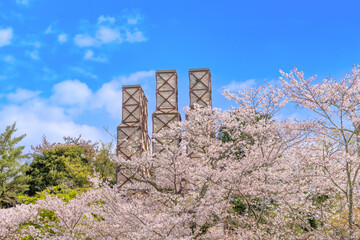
(0, 123), (29, 208)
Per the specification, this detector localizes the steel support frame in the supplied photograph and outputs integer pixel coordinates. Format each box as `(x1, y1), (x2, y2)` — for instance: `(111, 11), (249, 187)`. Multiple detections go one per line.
(189, 68), (212, 108)
(188, 68), (213, 158)
(152, 70), (181, 154)
(117, 85), (149, 184)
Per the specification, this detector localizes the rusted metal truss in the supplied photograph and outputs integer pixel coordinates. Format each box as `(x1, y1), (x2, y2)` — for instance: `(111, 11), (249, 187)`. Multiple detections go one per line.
(117, 85), (150, 185)
(116, 69), (213, 166)
(152, 70), (181, 153)
(189, 68), (212, 108)
(188, 68), (213, 158)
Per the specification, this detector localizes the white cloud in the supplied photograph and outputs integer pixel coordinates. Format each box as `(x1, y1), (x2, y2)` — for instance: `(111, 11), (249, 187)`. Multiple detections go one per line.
(96, 26), (122, 44)
(50, 70), (154, 118)
(0, 28), (13, 47)
(16, 0), (29, 5)
(74, 34), (97, 47)
(7, 88), (41, 102)
(84, 50), (94, 60)
(0, 101), (104, 153)
(127, 14), (142, 25)
(0, 70), (154, 151)
(125, 30), (146, 43)
(223, 79), (256, 92)
(58, 33), (68, 43)
(51, 79), (92, 106)
(83, 50), (107, 62)
(73, 15), (146, 47)
(92, 70), (154, 118)
(115, 70), (155, 84)
(2, 87), (105, 152)
(26, 50), (40, 60)
(3, 55), (15, 64)
(98, 15), (115, 24)
(93, 80), (122, 118)
(74, 27), (122, 47)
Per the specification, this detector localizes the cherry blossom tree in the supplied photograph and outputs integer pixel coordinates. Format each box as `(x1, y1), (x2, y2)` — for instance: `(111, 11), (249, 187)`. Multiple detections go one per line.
(279, 66), (360, 239)
(3, 66), (360, 239)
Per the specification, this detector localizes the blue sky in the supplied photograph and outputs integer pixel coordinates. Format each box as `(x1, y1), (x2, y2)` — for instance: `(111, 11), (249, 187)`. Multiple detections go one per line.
(1, 0), (360, 151)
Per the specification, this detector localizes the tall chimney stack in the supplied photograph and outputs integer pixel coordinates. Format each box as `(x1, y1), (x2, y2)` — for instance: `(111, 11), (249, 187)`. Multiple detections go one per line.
(116, 85), (150, 185)
(152, 70), (181, 153)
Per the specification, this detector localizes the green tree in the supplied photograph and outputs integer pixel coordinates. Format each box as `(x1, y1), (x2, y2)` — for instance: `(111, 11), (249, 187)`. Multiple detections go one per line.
(26, 144), (93, 196)
(26, 136), (116, 196)
(0, 123), (29, 208)
(93, 142), (116, 184)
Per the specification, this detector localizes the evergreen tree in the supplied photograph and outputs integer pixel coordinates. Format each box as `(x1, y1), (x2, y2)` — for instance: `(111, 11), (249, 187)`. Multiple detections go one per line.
(0, 123), (29, 208)
(93, 142), (116, 184)
(26, 136), (115, 196)
(26, 144), (93, 196)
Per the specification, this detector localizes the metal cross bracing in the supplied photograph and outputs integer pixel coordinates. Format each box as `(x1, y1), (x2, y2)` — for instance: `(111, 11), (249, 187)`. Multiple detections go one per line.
(152, 70), (181, 154)
(152, 111), (181, 153)
(121, 85), (149, 128)
(188, 68), (213, 158)
(116, 85), (150, 185)
(155, 70), (179, 112)
(189, 68), (212, 108)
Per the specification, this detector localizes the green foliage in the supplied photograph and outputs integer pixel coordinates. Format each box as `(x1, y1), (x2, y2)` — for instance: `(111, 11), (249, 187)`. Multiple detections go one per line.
(231, 195), (247, 215)
(93, 142), (116, 184)
(218, 125), (247, 159)
(0, 123), (29, 208)
(218, 114), (272, 160)
(18, 184), (89, 204)
(25, 136), (115, 196)
(20, 208), (59, 239)
(18, 184), (90, 239)
(26, 145), (93, 196)
(229, 194), (280, 230)
(303, 194), (329, 231)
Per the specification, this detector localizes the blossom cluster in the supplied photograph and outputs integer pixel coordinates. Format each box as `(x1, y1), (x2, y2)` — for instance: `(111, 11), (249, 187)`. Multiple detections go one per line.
(2, 66), (360, 239)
